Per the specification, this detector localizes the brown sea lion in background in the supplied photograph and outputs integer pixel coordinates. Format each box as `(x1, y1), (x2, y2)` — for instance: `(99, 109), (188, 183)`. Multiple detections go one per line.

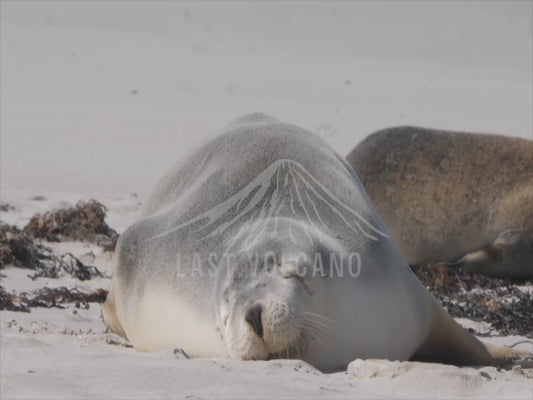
(346, 126), (533, 279)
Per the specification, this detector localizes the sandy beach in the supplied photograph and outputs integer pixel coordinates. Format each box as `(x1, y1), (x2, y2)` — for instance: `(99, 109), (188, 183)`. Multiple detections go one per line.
(1, 2), (532, 399)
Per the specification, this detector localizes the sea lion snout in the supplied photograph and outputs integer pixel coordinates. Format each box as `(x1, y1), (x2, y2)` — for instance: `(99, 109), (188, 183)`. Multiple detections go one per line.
(245, 303), (264, 338)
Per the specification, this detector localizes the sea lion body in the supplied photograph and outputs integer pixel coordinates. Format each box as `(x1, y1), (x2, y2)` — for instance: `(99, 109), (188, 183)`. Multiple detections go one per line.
(104, 115), (531, 371)
(346, 127), (533, 279)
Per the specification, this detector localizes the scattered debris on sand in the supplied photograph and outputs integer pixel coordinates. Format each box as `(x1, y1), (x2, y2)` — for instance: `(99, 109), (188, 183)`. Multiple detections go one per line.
(23, 200), (118, 248)
(1, 200), (116, 278)
(412, 264), (533, 337)
(0, 203), (15, 212)
(30, 195), (47, 201)
(0, 285), (29, 312)
(0, 224), (54, 269)
(28, 252), (105, 281)
(0, 285), (107, 312)
(0, 223), (106, 280)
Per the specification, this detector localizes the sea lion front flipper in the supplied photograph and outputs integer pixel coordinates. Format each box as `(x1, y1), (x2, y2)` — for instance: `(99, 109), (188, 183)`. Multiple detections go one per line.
(454, 230), (533, 279)
(102, 287), (128, 340)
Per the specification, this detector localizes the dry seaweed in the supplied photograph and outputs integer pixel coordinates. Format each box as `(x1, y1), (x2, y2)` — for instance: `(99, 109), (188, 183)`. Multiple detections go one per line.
(0, 285), (107, 311)
(0, 203), (15, 212)
(23, 199), (118, 247)
(0, 224), (55, 269)
(1, 223), (105, 280)
(28, 252), (105, 281)
(0, 285), (30, 312)
(412, 264), (533, 337)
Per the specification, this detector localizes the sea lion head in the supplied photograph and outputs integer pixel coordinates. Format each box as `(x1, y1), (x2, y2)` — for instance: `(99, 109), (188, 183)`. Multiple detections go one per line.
(214, 217), (349, 361)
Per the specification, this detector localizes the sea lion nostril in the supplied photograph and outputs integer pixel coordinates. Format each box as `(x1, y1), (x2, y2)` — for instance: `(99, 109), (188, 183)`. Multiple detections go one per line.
(245, 304), (264, 338)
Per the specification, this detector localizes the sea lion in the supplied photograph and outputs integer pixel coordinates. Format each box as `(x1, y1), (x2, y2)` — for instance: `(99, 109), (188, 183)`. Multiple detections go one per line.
(103, 114), (531, 371)
(346, 126), (533, 279)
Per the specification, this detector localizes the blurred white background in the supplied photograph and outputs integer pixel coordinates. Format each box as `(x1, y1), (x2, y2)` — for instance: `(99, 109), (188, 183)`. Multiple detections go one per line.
(1, 0), (531, 196)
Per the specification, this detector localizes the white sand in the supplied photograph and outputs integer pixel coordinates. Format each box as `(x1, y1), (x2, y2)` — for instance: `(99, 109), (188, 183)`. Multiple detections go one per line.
(1, 186), (532, 400)
(1, 302), (532, 399)
(1, 2), (532, 399)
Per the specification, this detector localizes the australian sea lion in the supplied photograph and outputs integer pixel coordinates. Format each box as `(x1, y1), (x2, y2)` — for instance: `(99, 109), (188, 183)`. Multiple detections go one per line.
(103, 115), (531, 371)
(346, 126), (533, 279)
